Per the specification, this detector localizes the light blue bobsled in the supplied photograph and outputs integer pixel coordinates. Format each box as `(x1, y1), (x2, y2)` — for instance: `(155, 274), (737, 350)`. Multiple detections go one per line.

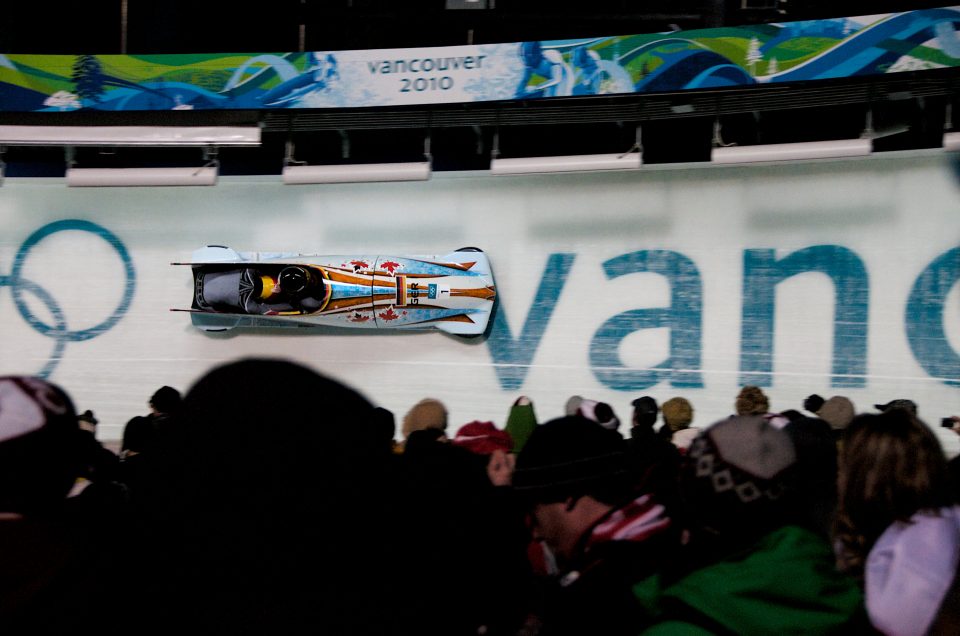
(173, 246), (497, 336)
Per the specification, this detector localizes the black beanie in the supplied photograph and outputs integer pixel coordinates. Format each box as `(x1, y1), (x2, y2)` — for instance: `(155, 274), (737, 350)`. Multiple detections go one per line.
(513, 415), (629, 504)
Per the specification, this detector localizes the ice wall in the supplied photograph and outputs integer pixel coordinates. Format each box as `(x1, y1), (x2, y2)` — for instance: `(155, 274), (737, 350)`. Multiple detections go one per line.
(0, 153), (957, 455)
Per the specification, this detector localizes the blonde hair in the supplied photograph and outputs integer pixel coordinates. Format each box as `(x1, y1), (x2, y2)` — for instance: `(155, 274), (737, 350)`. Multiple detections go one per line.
(661, 397), (693, 432)
(401, 398), (448, 438)
(735, 386), (769, 416)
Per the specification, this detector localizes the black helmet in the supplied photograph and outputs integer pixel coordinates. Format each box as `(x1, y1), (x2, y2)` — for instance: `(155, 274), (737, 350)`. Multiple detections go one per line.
(278, 266), (310, 294)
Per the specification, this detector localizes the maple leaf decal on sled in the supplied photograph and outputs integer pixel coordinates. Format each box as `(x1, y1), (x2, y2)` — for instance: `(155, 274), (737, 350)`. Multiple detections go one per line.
(349, 260), (369, 273)
(378, 307), (401, 321)
(348, 312), (371, 323)
(381, 261), (402, 275)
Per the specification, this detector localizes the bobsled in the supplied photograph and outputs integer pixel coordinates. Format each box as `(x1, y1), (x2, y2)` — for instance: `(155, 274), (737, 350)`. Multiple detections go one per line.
(172, 246), (497, 335)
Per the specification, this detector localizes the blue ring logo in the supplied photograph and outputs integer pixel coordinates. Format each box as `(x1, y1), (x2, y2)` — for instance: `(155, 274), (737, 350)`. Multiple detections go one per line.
(0, 220), (135, 378)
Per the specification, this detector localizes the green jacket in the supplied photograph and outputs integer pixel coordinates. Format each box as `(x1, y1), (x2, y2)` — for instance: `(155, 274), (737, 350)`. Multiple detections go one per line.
(633, 525), (864, 635)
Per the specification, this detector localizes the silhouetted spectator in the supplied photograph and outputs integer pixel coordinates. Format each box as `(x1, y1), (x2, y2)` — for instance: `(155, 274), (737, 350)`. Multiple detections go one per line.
(0, 377), (120, 632)
(66, 408), (124, 520)
(873, 398), (918, 417)
(505, 396), (537, 453)
(72, 409), (120, 486)
(804, 393), (826, 414)
(396, 413), (531, 635)
(149, 386), (181, 415)
(127, 359), (395, 634)
(783, 416), (838, 537)
(370, 406), (398, 455)
(626, 398), (681, 507)
(630, 396), (658, 437)
(120, 385), (182, 458)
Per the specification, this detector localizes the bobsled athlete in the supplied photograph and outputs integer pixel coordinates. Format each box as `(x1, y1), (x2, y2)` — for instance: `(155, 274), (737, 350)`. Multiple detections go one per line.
(276, 266), (325, 313)
(248, 272), (290, 314)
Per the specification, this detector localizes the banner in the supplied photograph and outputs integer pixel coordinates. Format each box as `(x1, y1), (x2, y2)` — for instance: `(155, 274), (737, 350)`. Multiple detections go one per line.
(0, 153), (957, 456)
(2, 7), (959, 112)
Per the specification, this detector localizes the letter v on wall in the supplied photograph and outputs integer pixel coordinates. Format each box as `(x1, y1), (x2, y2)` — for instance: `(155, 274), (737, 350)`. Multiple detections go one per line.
(486, 253), (575, 390)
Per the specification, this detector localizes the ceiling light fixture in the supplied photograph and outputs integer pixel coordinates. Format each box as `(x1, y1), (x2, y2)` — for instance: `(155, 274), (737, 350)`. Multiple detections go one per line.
(943, 131), (960, 152)
(283, 161), (431, 184)
(711, 139), (873, 164)
(489, 127), (643, 175)
(0, 125), (260, 147)
(65, 166), (219, 187)
(490, 152), (642, 175)
(282, 136), (432, 184)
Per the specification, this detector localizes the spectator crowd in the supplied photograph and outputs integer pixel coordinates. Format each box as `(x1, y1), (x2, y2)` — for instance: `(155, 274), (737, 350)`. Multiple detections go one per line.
(1, 359), (959, 635)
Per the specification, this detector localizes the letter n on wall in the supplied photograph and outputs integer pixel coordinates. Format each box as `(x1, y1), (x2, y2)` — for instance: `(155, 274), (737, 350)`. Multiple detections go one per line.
(740, 245), (868, 388)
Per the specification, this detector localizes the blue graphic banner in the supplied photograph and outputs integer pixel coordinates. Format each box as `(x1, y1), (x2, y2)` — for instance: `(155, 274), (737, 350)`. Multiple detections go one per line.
(0, 7), (958, 112)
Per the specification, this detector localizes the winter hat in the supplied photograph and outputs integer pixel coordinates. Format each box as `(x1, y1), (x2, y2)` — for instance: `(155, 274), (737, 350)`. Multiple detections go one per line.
(401, 398), (448, 438)
(682, 415), (797, 536)
(735, 386), (769, 416)
(0, 376), (81, 513)
(578, 399), (621, 431)
(631, 396), (659, 429)
(564, 395), (584, 417)
(77, 409), (98, 433)
(505, 396), (537, 453)
(661, 397), (694, 432)
(873, 399), (918, 417)
(803, 394), (825, 414)
(817, 396), (855, 431)
(452, 421), (513, 456)
(513, 416), (629, 504)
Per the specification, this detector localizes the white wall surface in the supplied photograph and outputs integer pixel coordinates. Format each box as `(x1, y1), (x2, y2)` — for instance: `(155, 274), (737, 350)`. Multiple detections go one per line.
(0, 152), (957, 455)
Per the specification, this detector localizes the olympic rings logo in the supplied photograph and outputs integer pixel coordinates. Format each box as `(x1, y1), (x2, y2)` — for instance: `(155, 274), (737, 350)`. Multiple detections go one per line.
(0, 220), (135, 378)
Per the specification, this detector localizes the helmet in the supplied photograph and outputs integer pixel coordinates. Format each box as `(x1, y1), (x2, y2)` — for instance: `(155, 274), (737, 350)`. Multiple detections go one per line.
(278, 266), (311, 295)
(257, 275), (279, 300)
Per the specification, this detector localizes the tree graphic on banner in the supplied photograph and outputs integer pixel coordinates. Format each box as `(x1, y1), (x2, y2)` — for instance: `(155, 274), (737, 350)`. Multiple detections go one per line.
(71, 55), (105, 105)
(746, 37), (763, 76)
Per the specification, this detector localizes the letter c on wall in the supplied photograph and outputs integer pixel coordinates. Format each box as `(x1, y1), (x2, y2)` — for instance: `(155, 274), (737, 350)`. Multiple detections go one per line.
(906, 247), (960, 387)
